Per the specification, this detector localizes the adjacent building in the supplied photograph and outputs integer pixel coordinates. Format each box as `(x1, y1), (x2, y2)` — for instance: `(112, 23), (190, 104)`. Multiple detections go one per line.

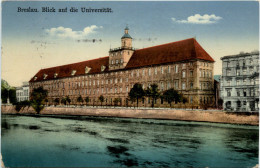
(220, 51), (259, 111)
(29, 27), (215, 108)
(16, 82), (29, 102)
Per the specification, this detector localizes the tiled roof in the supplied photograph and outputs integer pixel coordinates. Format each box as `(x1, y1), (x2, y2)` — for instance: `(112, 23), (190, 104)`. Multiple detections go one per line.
(29, 57), (109, 82)
(30, 38), (214, 83)
(125, 38), (214, 69)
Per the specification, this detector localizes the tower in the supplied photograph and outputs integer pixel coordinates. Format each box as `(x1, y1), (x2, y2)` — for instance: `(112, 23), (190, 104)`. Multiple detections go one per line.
(109, 26), (135, 70)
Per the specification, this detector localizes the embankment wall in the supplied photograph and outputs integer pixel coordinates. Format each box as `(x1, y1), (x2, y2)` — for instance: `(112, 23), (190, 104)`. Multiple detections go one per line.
(1, 105), (258, 125)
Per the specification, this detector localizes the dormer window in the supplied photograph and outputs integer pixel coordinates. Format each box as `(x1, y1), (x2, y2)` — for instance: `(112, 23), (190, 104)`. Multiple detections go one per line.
(54, 73), (58, 78)
(101, 65), (106, 72)
(43, 74), (48, 80)
(71, 70), (76, 76)
(34, 77), (37, 81)
(85, 66), (91, 74)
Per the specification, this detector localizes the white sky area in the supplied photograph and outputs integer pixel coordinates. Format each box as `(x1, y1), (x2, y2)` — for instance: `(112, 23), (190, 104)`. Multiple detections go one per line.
(1, 1), (259, 87)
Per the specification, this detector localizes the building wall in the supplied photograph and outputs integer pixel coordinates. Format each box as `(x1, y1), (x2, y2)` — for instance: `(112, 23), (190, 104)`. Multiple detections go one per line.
(221, 52), (259, 111)
(16, 82), (29, 102)
(29, 60), (215, 108)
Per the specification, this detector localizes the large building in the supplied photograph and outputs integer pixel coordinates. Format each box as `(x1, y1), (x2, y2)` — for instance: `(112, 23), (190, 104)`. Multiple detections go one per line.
(29, 27), (215, 108)
(220, 51), (259, 111)
(16, 82), (29, 102)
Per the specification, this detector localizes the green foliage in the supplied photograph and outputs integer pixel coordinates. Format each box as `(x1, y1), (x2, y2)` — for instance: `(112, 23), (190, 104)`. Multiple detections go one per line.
(99, 95), (105, 106)
(145, 84), (160, 108)
(77, 95), (84, 105)
(14, 100), (31, 112)
(1, 88), (17, 104)
(85, 96), (90, 105)
(129, 83), (145, 107)
(61, 97), (67, 105)
(163, 88), (181, 107)
(30, 87), (48, 114)
(66, 96), (71, 105)
(113, 98), (121, 106)
(54, 98), (60, 106)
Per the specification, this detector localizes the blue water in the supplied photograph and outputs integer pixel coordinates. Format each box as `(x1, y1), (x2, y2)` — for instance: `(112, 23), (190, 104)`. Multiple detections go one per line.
(1, 114), (259, 167)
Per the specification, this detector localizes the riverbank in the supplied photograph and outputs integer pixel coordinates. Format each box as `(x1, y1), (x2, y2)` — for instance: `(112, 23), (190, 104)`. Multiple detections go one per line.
(1, 105), (259, 125)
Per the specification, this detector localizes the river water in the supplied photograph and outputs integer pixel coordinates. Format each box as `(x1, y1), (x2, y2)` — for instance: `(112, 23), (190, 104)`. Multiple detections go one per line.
(1, 114), (258, 167)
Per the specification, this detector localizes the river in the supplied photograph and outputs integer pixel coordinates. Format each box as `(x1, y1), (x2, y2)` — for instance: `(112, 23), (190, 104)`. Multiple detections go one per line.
(1, 114), (258, 167)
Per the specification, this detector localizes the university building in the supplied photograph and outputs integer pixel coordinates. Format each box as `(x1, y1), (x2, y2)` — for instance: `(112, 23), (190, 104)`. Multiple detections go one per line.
(29, 27), (215, 107)
(220, 51), (259, 111)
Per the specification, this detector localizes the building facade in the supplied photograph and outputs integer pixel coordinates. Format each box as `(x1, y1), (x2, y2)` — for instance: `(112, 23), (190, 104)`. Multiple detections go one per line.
(29, 27), (215, 108)
(16, 82), (29, 102)
(220, 51), (259, 112)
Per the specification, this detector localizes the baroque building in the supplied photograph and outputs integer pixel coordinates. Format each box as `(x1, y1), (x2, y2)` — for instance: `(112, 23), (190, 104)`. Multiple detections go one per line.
(29, 27), (215, 108)
(220, 51), (259, 111)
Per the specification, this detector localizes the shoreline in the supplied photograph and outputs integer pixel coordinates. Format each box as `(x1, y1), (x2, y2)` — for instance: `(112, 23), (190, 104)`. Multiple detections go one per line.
(1, 105), (259, 126)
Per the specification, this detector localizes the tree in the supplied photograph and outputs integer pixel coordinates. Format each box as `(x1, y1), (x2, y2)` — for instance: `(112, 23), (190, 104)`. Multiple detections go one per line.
(61, 97), (67, 105)
(30, 87), (48, 114)
(98, 95), (105, 106)
(113, 98), (121, 107)
(145, 84), (160, 108)
(45, 99), (49, 106)
(163, 88), (180, 107)
(77, 95), (84, 106)
(66, 96), (71, 105)
(1, 79), (17, 104)
(128, 83), (145, 108)
(54, 98), (60, 106)
(85, 96), (90, 106)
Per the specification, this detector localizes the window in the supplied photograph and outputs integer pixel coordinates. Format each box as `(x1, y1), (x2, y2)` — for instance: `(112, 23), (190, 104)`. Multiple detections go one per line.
(155, 68), (157, 75)
(111, 60), (114, 64)
(148, 68), (151, 76)
(200, 70), (202, 77)
(168, 66), (170, 73)
(115, 88), (117, 93)
(131, 71), (134, 77)
(236, 80), (240, 86)
(175, 65), (178, 73)
(126, 87), (128, 92)
(137, 70), (139, 77)
(203, 71), (205, 77)
(183, 63), (186, 68)
(190, 82), (193, 89)
(161, 82), (164, 91)
(142, 69), (145, 76)
(227, 80), (231, 86)
(120, 78), (122, 83)
(190, 96), (193, 103)
(175, 81), (178, 89)
(243, 69), (247, 75)
(116, 60), (118, 64)
(120, 87), (122, 93)
(115, 78), (117, 83)
(161, 67), (164, 74)
(182, 71), (186, 78)
(110, 79), (113, 84)
(227, 69), (231, 76)
(200, 83), (202, 90)
(120, 59), (123, 64)
(243, 79), (246, 85)
(167, 82), (171, 89)
(182, 83), (186, 90)
(126, 78), (128, 82)
(227, 90), (231, 97)
(190, 71), (193, 77)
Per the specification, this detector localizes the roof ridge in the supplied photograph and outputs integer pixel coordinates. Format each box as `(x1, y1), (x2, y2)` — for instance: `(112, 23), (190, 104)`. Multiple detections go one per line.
(136, 38), (195, 51)
(41, 56), (109, 70)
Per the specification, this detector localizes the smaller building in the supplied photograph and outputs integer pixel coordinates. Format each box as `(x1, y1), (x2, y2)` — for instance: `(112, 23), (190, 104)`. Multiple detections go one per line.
(16, 82), (29, 102)
(220, 51), (259, 112)
(214, 75), (221, 108)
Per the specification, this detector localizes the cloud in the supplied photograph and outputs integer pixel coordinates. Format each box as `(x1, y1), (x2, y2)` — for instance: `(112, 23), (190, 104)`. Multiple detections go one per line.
(172, 14), (222, 24)
(45, 25), (103, 38)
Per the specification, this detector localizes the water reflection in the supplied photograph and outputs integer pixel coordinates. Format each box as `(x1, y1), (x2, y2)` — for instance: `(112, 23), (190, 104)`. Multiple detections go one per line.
(1, 114), (258, 167)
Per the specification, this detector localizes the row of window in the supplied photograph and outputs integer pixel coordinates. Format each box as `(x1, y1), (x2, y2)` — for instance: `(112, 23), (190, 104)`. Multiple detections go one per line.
(226, 88), (259, 97)
(225, 78), (259, 86)
(199, 69), (212, 78)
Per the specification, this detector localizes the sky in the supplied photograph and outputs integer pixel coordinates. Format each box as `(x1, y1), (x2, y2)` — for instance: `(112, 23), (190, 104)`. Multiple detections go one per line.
(1, 1), (259, 87)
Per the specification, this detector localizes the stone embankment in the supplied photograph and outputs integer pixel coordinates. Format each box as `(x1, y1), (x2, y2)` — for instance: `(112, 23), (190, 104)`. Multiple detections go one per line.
(1, 105), (259, 125)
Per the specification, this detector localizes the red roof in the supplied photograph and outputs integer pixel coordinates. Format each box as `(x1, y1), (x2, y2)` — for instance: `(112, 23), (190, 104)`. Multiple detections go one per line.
(30, 38), (214, 83)
(29, 57), (109, 82)
(125, 38), (214, 69)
